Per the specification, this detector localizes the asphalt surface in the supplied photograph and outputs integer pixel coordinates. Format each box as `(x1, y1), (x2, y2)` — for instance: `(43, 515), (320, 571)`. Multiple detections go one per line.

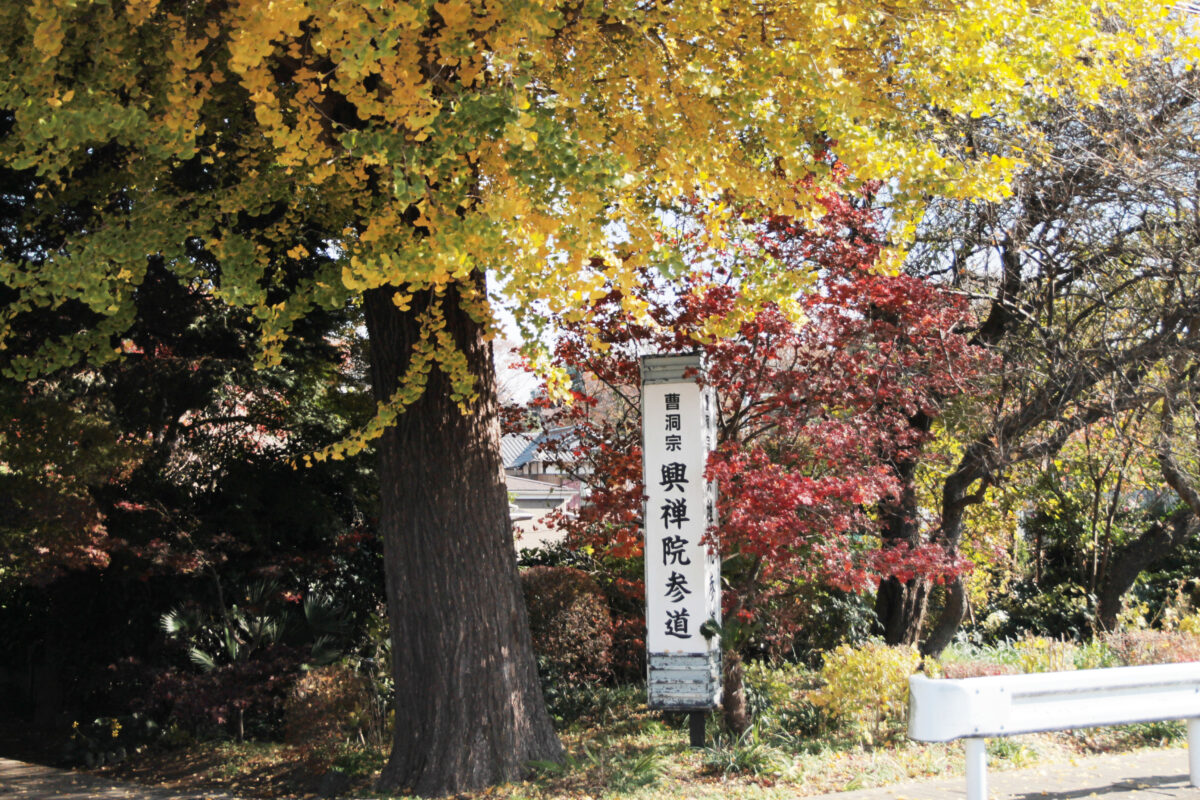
(0, 757), (235, 800)
(803, 748), (1200, 799)
(2, 748), (1199, 799)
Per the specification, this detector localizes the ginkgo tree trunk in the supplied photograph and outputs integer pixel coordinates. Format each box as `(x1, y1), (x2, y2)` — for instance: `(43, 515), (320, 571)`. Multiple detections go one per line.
(363, 282), (560, 792)
(0, 0), (1185, 795)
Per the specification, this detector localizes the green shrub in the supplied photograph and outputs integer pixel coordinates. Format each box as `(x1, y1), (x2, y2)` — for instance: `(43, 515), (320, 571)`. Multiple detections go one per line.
(754, 585), (876, 665)
(521, 566), (613, 684)
(701, 728), (793, 777)
(990, 581), (1096, 641)
(1072, 638), (1120, 670)
(329, 742), (389, 777)
(537, 674), (643, 728)
(1012, 636), (1077, 673)
(530, 743), (668, 791)
(743, 661), (824, 737)
(986, 737), (1038, 766)
(606, 750), (669, 791)
(811, 640), (920, 743)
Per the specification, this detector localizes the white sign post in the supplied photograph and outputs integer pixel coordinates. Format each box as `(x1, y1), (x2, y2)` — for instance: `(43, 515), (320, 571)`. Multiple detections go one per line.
(641, 353), (721, 742)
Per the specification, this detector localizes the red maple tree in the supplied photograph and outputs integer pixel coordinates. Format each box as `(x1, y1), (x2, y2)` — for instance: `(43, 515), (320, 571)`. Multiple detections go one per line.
(514, 185), (991, 728)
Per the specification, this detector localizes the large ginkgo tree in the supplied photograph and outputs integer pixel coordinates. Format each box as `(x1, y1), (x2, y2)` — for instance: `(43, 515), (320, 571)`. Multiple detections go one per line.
(0, 0), (1183, 794)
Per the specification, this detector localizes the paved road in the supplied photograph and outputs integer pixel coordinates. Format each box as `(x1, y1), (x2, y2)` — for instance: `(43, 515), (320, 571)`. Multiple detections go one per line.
(2, 749), (1199, 799)
(803, 748), (1200, 799)
(0, 758), (235, 799)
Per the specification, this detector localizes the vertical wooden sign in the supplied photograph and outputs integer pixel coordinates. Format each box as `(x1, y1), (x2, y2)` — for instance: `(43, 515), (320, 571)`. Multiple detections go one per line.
(641, 353), (721, 714)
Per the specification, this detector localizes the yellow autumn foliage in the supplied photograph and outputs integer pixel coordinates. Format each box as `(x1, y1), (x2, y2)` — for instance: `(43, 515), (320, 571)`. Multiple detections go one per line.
(0, 0), (1194, 449)
(812, 640), (922, 743)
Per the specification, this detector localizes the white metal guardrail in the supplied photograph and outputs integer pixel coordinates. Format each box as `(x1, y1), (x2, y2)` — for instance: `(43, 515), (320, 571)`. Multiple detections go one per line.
(908, 662), (1200, 800)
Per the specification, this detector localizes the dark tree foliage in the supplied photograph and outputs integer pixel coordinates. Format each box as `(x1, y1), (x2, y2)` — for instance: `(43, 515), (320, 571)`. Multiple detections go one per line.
(0, 169), (381, 727)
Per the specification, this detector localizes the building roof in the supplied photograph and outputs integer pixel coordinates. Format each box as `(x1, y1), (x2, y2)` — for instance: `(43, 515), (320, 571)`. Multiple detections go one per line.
(500, 426), (577, 470)
(500, 433), (537, 469)
(505, 474), (574, 498)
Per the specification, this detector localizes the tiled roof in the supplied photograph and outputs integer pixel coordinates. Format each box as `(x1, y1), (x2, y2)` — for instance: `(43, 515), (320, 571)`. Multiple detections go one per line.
(500, 426), (578, 469)
(500, 433), (538, 468)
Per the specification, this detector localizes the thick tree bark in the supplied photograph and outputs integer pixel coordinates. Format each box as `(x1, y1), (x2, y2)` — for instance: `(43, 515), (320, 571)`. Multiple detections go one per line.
(921, 576), (966, 657)
(918, 457), (985, 656)
(875, 577), (930, 646)
(364, 281), (562, 796)
(721, 649), (749, 736)
(874, 440), (931, 646)
(1096, 511), (1197, 631)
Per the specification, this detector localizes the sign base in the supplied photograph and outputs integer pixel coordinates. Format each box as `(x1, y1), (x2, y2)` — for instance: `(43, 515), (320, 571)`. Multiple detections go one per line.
(647, 651), (721, 710)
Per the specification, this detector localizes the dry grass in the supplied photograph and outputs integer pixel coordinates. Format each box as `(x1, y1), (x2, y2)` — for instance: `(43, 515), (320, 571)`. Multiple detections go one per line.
(88, 633), (1200, 800)
(92, 712), (1185, 800)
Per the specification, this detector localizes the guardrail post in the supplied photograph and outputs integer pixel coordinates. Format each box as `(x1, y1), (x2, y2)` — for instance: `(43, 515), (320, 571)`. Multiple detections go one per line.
(965, 737), (988, 800)
(1189, 718), (1200, 786)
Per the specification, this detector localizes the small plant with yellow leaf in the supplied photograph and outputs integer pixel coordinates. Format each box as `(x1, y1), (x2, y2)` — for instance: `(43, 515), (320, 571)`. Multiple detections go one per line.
(811, 641), (922, 745)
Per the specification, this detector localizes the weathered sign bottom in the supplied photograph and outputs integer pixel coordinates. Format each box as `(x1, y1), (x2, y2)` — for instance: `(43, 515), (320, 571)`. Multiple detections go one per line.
(647, 651), (721, 710)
